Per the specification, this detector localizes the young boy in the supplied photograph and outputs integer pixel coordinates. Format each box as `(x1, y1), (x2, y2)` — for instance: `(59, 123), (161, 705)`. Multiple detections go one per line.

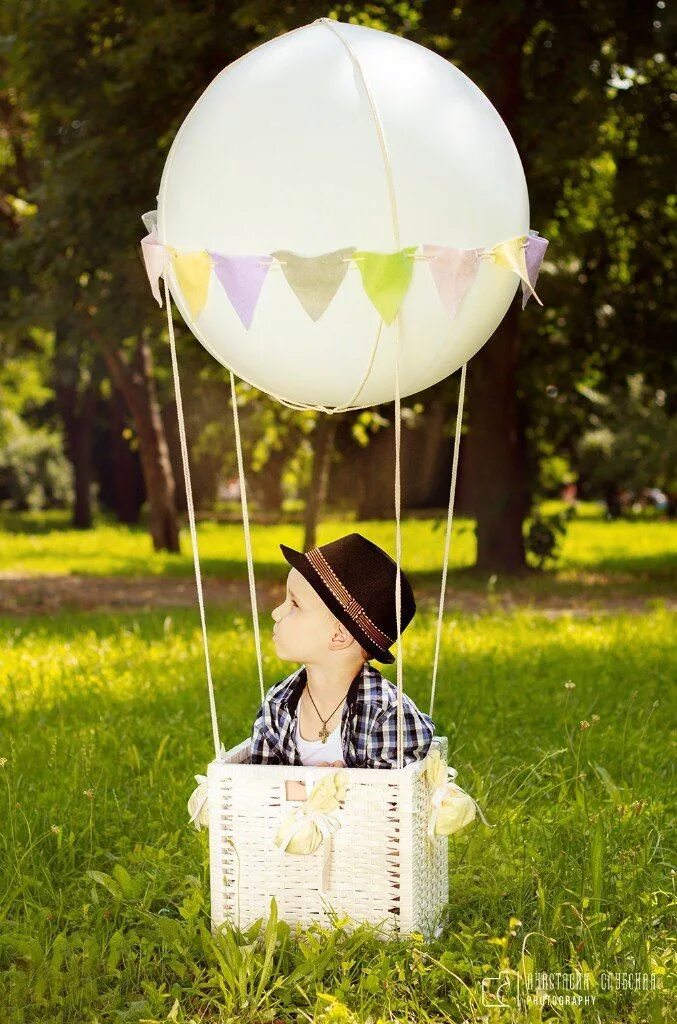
(250, 532), (435, 770)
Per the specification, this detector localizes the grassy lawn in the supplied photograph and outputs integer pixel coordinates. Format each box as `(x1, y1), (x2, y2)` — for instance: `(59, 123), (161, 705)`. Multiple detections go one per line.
(1, 504), (675, 603)
(1, 603), (674, 1021)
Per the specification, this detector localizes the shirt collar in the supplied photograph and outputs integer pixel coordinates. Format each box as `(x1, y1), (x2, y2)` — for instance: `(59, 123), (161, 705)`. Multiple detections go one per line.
(284, 661), (370, 719)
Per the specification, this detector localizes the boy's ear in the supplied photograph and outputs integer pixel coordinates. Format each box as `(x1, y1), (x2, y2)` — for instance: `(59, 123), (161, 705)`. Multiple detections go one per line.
(329, 617), (359, 652)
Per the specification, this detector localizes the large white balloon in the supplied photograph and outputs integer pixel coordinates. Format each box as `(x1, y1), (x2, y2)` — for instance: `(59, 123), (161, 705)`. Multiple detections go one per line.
(157, 17), (529, 408)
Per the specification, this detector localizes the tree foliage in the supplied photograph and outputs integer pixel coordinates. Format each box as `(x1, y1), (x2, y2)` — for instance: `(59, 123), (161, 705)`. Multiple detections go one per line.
(0, 1), (674, 533)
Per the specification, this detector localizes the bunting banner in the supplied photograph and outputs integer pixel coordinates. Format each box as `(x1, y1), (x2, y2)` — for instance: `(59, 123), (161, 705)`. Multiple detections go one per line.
(168, 248), (213, 320)
(351, 246), (418, 325)
(210, 253), (274, 328)
(484, 235), (543, 307)
(140, 230), (166, 308)
(521, 230), (549, 309)
(422, 244), (481, 320)
(271, 247), (356, 322)
(140, 225), (548, 327)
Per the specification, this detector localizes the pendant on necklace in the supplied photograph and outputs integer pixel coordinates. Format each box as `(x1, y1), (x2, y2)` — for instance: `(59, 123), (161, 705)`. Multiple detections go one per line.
(319, 724), (329, 743)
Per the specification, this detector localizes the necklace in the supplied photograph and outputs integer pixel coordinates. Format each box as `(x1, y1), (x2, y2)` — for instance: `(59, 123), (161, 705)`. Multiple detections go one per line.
(304, 684), (346, 743)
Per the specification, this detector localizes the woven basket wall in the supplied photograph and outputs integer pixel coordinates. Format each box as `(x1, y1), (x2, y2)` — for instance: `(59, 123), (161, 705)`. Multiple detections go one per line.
(207, 735), (449, 939)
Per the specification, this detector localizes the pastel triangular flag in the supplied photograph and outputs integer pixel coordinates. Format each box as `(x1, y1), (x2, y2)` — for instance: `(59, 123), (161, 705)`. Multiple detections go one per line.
(422, 245), (480, 320)
(209, 253), (273, 329)
(521, 231), (549, 309)
(351, 247), (418, 325)
(487, 235), (543, 306)
(271, 247), (356, 321)
(168, 249), (213, 319)
(140, 230), (166, 308)
(141, 210), (158, 235)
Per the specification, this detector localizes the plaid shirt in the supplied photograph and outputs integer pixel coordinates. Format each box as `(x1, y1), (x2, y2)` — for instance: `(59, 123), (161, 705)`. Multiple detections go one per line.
(250, 661), (435, 768)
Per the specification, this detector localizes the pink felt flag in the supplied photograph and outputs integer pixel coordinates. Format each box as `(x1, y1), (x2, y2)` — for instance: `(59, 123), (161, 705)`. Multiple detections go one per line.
(141, 230), (166, 307)
(521, 231), (549, 309)
(209, 253), (274, 329)
(422, 245), (481, 320)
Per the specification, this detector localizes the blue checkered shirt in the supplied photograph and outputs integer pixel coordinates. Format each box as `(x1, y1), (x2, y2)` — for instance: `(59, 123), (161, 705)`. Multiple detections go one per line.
(249, 661), (435, 768)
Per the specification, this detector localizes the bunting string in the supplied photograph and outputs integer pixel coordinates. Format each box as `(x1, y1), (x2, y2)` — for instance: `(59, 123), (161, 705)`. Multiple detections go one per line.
(141, 226), (549, 330)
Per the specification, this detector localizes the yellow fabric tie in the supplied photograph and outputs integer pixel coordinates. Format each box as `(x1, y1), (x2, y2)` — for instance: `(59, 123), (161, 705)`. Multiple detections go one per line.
(187, 774), (209, 830)
(274, 769), (349, 855)
(425, 749), (494, 839)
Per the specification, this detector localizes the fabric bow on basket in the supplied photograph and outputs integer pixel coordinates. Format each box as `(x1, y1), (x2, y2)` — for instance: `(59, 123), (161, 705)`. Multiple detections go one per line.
(425, 749), (494, 839)
(187, 774), (209, 831)
(273, 769), (349, 893)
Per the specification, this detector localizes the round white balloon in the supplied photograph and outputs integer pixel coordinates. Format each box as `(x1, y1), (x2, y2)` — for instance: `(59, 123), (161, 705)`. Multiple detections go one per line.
(157, 18), (529, 407)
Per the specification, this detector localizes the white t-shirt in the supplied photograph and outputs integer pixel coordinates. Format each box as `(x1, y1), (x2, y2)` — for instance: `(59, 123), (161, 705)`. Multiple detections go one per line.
(295, 716), (343, 766)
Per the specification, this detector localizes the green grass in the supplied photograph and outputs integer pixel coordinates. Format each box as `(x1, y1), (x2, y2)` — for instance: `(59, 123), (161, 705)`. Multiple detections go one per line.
(1, 604), (675, 1022)
(1, 506), (676, 602)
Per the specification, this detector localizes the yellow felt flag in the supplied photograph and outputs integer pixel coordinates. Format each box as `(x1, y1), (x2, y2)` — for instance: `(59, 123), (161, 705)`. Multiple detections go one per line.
(487, 236), (543, 306)
(352, 246), (418, 325)
(168, 249), (213, 318)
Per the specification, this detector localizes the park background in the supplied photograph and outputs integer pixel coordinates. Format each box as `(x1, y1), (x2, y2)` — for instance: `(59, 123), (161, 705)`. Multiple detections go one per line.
(0, 2), (674, 1023)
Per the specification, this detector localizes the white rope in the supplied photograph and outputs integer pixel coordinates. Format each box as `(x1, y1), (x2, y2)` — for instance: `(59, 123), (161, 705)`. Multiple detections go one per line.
(264, 314), (385, 415)
(258, 14), (405, 418)
(319, 16), (406, 766)
(318, 19), (401, 247)
(163, 274), (221, 761)
(429, 362), (467, 720)
(229, 371), (265, 704)
(394, 318), (404, 770)
(159, 17), (467, 766)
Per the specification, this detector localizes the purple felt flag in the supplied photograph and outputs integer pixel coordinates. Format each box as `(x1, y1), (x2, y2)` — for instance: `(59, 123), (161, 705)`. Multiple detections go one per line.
(209, 253), (274, 329)
(522, 232), (549, 309)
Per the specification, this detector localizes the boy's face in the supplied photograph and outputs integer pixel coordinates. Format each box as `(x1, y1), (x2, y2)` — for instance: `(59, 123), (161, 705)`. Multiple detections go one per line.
(271, 567), (362, 664)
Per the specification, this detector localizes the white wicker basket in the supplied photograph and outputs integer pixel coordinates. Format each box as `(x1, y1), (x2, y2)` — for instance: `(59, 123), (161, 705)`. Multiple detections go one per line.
(207, 734), (449, 940)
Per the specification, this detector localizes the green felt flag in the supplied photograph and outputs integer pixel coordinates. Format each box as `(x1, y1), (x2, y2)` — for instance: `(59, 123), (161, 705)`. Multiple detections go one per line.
(351, 246), (418, 324)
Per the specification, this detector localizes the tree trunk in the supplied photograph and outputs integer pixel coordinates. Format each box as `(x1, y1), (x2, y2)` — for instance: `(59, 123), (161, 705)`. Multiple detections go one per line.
(464, 302), (529, 572)
(304, 414), (339, 549)
(402, 396), (451, 509)
(54, 378), (97, 529)
(462, 14), (530, 573)
(110, 387), (143, 524)
(100, 334), (180, 552)
(250, 447), (287, 514)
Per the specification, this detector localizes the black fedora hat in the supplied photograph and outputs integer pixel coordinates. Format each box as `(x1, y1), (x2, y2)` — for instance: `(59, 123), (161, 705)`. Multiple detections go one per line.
(279, 532), (416, 664)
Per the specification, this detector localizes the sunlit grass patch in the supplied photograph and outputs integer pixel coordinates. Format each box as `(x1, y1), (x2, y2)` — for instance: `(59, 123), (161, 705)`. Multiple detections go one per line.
(0, 604), (674, 1020)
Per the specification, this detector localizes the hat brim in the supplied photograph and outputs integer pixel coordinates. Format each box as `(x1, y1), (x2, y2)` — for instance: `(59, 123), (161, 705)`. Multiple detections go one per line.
(279, 542), (395, 665)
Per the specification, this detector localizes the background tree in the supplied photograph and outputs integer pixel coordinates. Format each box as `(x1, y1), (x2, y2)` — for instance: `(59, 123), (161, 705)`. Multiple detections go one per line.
(1, 1), (673, 568)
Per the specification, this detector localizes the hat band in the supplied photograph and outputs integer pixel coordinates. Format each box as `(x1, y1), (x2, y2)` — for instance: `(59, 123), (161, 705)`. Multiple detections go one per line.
(305, 547), (394, 652)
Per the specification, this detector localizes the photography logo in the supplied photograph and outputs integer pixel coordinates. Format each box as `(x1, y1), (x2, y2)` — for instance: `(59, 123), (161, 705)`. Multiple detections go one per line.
(480, 968), (663, 1009)
(481, 971), (511, 1007)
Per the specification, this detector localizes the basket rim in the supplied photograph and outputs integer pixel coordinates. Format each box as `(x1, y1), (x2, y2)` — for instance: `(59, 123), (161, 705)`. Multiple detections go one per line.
(207, 735), (447, 780)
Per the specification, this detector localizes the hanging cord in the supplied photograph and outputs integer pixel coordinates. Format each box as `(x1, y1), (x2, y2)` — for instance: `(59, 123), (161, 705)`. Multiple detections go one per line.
(262, 313), (385, 415)
(393, 318), (404, 770)
(228, 14), (405, 419)
(429, 362), (467, 720)
(229, 371), (265, 705)
(317, 19), (401, 246)
(163, 274), (221, 761)
(318, 16), (407, 767)
(158, 18), (434, 761)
